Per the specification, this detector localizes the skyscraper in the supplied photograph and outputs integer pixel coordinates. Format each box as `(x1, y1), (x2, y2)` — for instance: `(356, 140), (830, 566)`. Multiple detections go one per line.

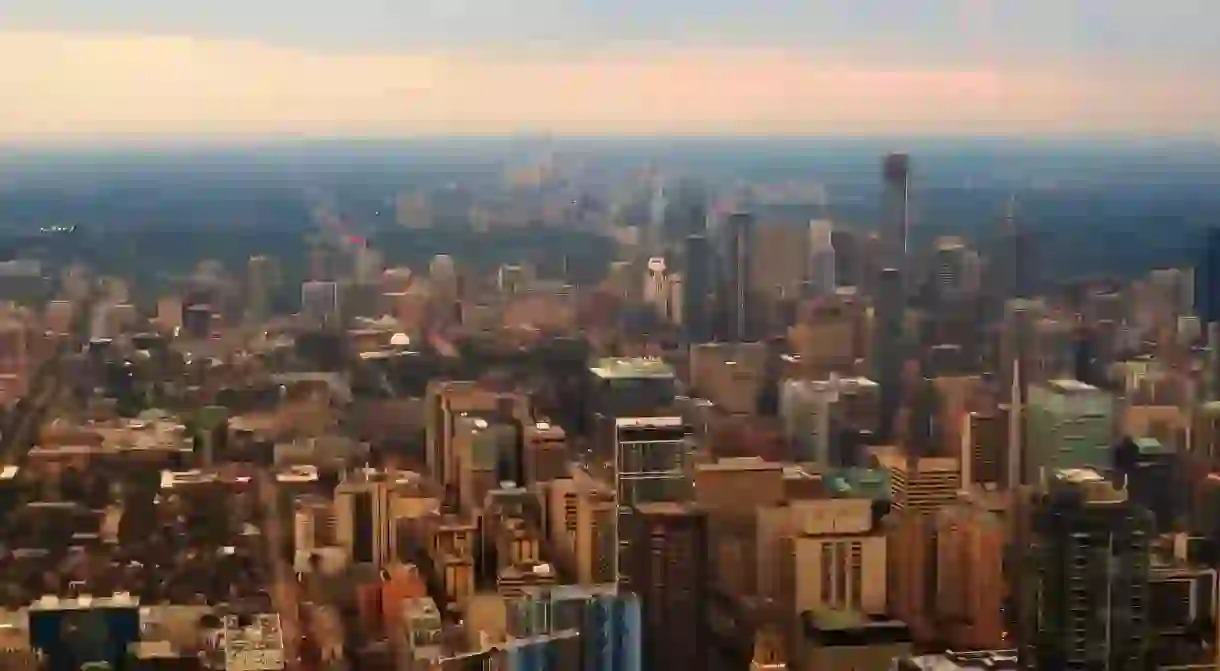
(809, 219), (837, 296)
(722, 212), (755, 342)
(1025, 379), (1115, 483)
(627, 503), (708, 671)
(683, 234), (713, 343)
(600, 415), (691, 586)
(1018, 468), (1152, 670)
(882, 153), (911, 274)
(875, 267), (905, 442)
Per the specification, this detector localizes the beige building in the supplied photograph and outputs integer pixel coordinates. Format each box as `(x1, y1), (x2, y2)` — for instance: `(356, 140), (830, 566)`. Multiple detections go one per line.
(547, 467), (616, 585)
(689, 342), (769, 415)
(872, 445), (961, 513)
(792, 498), (888, 617)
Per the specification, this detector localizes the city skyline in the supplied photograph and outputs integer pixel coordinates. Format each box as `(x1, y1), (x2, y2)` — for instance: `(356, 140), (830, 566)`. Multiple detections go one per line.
(4, 1), (1220, 140)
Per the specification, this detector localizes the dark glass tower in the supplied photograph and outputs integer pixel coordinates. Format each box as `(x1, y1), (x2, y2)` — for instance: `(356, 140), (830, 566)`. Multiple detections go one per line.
(882, 153), (911, 274)
(1019, 469), (1153, 670)
(628, 503), (708, 671)
(875, 267), (905, 442)
(722, 212), (755, 342)
(683, 234), (713, 343)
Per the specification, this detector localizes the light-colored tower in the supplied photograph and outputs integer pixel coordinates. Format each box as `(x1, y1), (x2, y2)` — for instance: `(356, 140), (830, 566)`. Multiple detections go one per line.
(809, 219), (836, 296)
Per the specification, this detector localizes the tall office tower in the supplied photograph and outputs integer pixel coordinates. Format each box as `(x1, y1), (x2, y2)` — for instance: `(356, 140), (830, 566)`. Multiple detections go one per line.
(882, 153), (911, 273)
(808, 220), (837, 296)
(751, 222), (810, 301)
(334, 470), (396, 568)
(664, 179), (709, 249)
(246, 255), (277, 322)
(599, 416), (691, 586)
(722, 211), (756, 342)
(875, 267), (905, 442)
(301, 280), (341, 329)
(648, 182), (669, 252)
(627, 503), (708, 671)
(683, 235), (714, 343)
(1025, 379), (1115, 484)
(1018, 468), (1153, 671)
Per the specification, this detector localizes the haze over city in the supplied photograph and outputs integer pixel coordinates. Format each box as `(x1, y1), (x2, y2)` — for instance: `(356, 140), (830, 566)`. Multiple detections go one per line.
(4, 0), (1220, 139)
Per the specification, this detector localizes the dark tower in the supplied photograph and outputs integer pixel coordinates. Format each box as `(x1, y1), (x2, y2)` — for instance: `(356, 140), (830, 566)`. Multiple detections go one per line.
(628, 503), (709, 671)
(1019, 469), (1152, 670)
(882, 153), (912, 274)
(875, 267), (905, 442)
(723, 212), (755, 342)
(683, 234), (713, 343)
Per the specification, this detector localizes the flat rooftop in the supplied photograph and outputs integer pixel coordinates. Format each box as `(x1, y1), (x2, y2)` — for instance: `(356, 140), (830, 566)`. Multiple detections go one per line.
(589, 357), (675, 380)
(1047, 378), (1100, 393)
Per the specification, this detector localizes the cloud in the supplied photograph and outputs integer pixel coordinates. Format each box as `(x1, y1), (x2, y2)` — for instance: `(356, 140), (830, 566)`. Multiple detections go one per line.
(0, 30), (1216, 139)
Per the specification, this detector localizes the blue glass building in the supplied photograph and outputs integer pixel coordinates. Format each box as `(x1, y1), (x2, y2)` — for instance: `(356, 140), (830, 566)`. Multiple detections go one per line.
(506, 585), (641, 671)
(28, 595), (141, 671)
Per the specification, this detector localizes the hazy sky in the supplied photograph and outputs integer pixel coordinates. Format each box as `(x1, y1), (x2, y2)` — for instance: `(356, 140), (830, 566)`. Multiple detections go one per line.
(3, 1), (1219, 139)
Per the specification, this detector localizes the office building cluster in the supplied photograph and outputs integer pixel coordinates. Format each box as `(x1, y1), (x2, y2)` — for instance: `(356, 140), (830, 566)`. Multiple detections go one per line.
(0, 150), (1217, 671)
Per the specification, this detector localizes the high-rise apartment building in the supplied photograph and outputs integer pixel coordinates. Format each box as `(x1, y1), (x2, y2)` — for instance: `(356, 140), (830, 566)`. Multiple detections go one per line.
(626, 503), (708, 671)
(1018, 468), (1153, 670)
(1025, 379), (1115, 484)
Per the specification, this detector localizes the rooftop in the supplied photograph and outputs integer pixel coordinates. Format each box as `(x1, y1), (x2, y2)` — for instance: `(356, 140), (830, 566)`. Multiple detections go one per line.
(1046, 378), (1100, 393)
(897, 650), (1019, 670)
(589, 357), (675, 380)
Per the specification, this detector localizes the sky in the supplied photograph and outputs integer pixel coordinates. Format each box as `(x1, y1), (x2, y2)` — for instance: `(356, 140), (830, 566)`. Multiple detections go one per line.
(3, 0), (1220, 139)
